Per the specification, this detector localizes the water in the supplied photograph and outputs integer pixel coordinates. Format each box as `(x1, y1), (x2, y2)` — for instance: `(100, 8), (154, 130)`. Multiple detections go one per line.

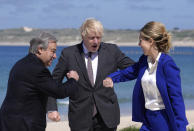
(0, 46), (194, 119)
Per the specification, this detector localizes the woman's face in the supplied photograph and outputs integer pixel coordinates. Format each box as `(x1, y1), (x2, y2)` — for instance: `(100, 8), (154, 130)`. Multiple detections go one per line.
(138, 34), (153, 56)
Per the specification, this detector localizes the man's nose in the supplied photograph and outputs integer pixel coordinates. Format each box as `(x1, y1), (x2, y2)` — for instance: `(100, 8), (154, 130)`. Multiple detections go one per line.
(53, 53), (57, 59)
(93, 37), (98, 43)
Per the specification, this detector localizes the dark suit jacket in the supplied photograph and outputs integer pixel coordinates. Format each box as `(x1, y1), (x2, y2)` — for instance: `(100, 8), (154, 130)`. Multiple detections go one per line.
(109, 53), (188, 131)
(47, 42), (134, 129)
(0, 53), (78, 131)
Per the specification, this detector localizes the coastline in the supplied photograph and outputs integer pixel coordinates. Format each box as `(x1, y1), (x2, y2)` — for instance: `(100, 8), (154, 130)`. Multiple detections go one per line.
(46, 109), (194, 131)
(0, 41), (194, 47)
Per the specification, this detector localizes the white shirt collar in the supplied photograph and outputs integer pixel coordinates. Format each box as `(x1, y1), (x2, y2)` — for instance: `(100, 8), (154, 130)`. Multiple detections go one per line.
(82, 42), (89, 54)
(147, 52), (161, 73)
(82, 43), (98, 59)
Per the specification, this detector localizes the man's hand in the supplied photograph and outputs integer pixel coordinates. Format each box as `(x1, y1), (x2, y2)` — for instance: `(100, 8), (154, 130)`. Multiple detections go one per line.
(67, 70), (79, 81)
(47, 111), (61, 122)
(103, 77), (113, 88)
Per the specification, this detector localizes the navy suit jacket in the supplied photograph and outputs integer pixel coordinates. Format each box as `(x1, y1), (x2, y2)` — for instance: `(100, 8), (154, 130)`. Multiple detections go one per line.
(0, 53), (78, 131)
(109, 53), (188, 131)
(47, 42), (134, 129)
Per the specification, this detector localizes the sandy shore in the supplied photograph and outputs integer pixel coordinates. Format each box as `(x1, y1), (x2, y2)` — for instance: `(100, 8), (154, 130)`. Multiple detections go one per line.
(0, 41), (194, 47)
(46, 109), (194, 131)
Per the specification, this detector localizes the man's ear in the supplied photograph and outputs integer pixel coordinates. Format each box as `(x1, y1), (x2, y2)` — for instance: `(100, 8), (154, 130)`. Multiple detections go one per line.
(37, 46), (43, 55)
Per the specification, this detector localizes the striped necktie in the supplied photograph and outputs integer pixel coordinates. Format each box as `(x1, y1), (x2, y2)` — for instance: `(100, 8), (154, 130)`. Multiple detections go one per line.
(87, 52), (97, 116)
(87, 52), (94, 87)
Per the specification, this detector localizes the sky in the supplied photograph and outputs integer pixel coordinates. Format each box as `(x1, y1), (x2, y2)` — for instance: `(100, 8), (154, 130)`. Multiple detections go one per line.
(0, 0), (194, 30)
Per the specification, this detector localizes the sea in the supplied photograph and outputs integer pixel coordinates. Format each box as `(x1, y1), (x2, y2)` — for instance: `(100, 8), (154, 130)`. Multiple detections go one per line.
(0, 46), (194, 120)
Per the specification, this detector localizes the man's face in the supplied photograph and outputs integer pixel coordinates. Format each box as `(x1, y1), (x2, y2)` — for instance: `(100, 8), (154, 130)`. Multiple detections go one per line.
(82, 31), (102, 52)
(39, 42), (57, 67)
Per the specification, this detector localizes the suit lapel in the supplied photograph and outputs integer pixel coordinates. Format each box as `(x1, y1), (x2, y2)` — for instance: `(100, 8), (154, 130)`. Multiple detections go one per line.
(74, 43), (105, 88)
(74, 43), (93, 88)
(94, 43), (105, 87)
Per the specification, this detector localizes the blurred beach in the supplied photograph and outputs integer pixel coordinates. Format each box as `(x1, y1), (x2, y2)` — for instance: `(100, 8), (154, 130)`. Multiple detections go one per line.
(0, 27), (194, 47)
(46, 110), (194, 131)
(0, 41), (194, 47)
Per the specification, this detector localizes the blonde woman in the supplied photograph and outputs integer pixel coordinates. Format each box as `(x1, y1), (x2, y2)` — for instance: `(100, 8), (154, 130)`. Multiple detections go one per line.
(103, 21), (188, 131)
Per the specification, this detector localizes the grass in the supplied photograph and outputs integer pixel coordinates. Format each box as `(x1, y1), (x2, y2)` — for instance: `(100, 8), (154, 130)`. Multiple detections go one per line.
(120, 126), (139, 131)
(120, 126), (194, 131)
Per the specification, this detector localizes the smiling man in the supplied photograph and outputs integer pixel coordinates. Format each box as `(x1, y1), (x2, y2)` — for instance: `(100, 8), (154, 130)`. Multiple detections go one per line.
(47, 18), (135, 131)
(0, 32), (79, 131)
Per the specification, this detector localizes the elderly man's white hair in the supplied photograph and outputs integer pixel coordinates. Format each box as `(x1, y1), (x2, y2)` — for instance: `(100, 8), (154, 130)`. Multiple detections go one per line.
(29, 32), (57, 54)
(39, 32), (57, 43)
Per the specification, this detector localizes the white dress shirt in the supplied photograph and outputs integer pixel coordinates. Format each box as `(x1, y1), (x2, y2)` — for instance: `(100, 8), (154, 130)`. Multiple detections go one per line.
(141, 52), (165, 111)
(82, 44), (98, 84)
